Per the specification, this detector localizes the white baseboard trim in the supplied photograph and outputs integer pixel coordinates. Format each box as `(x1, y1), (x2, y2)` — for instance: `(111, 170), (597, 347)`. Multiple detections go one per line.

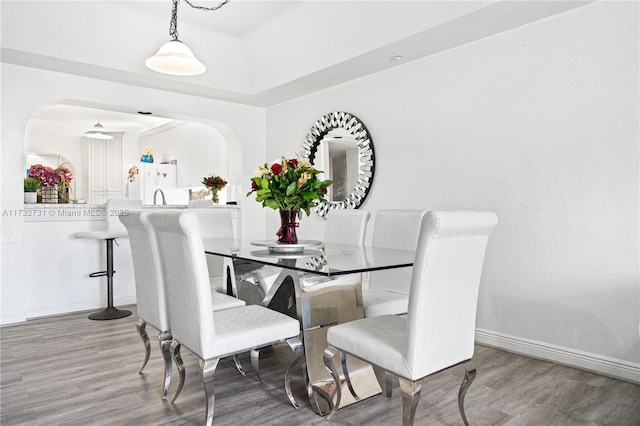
(0, 312), (27, 326)
(475, 328), (640, 384)
(23, 295), (137, 321)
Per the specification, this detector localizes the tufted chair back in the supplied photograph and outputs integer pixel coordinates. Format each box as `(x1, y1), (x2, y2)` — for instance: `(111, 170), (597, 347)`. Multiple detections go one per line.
(405, 210), (498, 378)
(323, 209), (371, 245)
(120, 210), (169, 332)
(369, 209), (427, 294)
(148, 210), (216, 358)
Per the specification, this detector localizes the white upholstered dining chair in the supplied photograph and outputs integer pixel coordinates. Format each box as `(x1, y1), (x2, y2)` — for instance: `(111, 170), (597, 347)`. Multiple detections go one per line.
(188, 199), (213, 208)
(324, 210), (498, 426)
(120, 210), (245, 400)
(363, 209), (427, 318)
(187, 202), (261, 302)
(323, 209), (371, 245)
(188, 206), (235, 293)
(187, 206), (256, 374)
(147, 210), (303, 425)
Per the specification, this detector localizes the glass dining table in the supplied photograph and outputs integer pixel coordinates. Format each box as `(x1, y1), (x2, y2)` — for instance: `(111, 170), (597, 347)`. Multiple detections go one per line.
(204, 238), (415, 416)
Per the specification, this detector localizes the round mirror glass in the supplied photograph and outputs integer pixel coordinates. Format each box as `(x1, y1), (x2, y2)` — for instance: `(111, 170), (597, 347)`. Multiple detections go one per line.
(300, 111), (374, 217)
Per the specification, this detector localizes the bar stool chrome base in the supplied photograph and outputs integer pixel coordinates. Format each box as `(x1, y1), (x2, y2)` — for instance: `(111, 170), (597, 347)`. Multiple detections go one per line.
(86, 238), (131, 321)
(89, 306), (132, 320)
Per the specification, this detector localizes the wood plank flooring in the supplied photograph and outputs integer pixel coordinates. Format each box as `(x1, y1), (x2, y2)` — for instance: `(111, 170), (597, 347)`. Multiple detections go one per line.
(2, 306), (639, 425)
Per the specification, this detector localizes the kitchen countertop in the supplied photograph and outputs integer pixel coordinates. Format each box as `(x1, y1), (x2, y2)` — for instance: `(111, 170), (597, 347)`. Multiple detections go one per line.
(21, 203), (238, 221)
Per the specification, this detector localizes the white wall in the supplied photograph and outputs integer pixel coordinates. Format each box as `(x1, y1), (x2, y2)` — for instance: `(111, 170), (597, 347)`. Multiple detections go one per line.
(1, 65), (269, 325)
(266, 2), (639, 381)
(139, 121), (228, 189)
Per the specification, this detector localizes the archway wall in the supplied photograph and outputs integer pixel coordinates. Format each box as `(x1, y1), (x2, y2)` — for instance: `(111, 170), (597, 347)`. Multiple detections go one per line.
(1, 64), (268, 324)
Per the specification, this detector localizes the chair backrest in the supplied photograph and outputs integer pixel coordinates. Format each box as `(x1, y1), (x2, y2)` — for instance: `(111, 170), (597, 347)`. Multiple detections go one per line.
(188, 208), (234, 283)
(188, 199), (213, 209)
(189, 208), (234, 240)
(119, 210), (170, 332)
(369, 209), (427, 293)
(323, 209), (371, 245)
(405, 210), (498, 379)
(106, 197), (143, 237)
(147, 210), (216, 358)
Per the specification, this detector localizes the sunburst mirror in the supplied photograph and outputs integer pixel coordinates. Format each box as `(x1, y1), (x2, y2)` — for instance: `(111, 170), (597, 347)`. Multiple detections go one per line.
(300, 111), (375, 218)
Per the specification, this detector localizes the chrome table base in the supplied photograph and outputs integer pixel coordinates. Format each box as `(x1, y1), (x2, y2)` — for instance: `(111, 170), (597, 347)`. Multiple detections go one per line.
(263, 267), (382, 416)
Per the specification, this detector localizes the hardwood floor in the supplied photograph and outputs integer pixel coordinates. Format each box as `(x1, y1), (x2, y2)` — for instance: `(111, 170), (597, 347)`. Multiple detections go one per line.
(1, 306), (638, 426)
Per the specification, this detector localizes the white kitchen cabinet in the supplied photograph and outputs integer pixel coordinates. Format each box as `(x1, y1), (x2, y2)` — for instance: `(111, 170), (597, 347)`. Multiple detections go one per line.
(85, 136), (122, 204)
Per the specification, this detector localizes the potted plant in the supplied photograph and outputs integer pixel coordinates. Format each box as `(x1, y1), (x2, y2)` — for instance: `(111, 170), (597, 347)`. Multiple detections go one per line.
(141, 147), (154, 163)
(247, 157), (332, 244)
(201, 175), (227, 204)
(27, 163), (74, 203)
(24, 177), (40, 204)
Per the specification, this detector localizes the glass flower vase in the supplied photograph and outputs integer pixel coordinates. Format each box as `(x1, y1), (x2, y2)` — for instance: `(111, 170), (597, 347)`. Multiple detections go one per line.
(211, 189), (219, 204)
(277, 209), (299, 244)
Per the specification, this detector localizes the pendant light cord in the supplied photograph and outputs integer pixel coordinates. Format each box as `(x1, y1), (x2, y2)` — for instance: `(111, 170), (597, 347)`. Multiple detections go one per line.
(183, 0), (231, 12)
(169, 0), (180, 41)
(169, 0), (231, 41)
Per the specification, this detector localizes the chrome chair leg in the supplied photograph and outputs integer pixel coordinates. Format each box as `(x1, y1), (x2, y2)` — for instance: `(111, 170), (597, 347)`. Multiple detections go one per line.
(159, 331), (172, 400)
(200, 357), (220, 426)
(170, 341), (185, 404)
(398, 377), (422, 426)
(458, 361), (476, 426)
(322, 345), (341, 420)
(251, 348), (261, 382)
(384, 371), (393, 398)
(341, 351), (359, 400)
(233, 354), (247, 376)
(136, 319), (150, 374)
(285, 337), (303, 409)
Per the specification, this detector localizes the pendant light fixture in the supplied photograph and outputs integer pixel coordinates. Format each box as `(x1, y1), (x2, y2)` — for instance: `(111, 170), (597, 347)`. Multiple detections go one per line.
(145, 0), (231, 76)
(83, 121), (113, 140)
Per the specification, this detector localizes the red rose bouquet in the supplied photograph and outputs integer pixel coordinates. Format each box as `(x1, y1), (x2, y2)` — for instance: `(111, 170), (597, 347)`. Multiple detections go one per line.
(247, 157), (332, 217)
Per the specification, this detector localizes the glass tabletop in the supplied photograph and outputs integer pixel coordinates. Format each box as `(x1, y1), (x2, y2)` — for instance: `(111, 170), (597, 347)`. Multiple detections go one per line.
(203, 239), (415, 277)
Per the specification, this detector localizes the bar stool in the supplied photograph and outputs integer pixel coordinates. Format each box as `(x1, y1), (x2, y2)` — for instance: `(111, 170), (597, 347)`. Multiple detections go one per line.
(75, 197), (142, 320)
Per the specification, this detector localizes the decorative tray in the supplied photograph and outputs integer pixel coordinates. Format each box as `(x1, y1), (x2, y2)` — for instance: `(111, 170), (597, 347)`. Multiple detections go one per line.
(250, 249), (323, 259)
(250, 239), (323, 253)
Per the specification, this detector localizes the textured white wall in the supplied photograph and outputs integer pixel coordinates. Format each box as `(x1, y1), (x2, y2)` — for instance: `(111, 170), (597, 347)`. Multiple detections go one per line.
(0, 65), (268, 324)
(266, 1), (639, 374)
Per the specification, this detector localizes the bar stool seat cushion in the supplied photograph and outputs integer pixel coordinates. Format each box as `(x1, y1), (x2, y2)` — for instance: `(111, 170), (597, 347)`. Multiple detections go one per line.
(74, 229), (128, 239)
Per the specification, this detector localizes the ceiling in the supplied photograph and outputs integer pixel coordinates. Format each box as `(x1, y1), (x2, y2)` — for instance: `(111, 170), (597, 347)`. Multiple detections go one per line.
(29, 104), (176, 134)
(2, 0), (592, 130)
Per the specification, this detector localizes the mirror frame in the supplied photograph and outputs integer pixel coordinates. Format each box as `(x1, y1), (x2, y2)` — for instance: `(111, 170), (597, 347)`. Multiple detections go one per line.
(301, 111), (375, 217)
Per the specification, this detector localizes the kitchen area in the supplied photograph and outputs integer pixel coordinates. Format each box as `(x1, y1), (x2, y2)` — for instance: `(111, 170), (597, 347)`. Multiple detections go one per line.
(21, 103), (240, 320)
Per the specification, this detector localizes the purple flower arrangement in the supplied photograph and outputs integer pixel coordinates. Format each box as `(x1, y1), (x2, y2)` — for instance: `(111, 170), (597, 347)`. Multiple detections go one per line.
(28, 164), (73, 188)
